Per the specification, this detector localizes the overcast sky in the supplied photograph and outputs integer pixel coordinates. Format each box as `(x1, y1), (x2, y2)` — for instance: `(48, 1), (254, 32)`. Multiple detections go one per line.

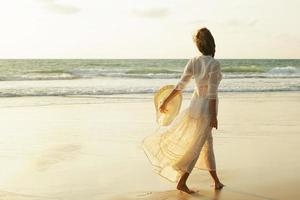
(0, 0), (299, 59)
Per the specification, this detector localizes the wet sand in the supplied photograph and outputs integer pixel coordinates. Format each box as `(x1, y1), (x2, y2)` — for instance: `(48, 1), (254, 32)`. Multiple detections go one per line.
(0, 92), (299, 200)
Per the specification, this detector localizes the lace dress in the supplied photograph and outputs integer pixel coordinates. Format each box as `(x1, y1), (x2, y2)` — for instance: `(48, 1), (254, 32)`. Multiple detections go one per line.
(142, 55), (223, 182)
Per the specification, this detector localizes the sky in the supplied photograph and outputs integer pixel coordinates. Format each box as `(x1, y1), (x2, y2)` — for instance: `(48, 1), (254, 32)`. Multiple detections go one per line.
(0, 0), (299, 59)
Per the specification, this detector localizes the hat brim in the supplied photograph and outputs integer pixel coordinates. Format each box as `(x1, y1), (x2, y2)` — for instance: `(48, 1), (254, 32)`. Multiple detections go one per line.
(154, 85), (182, 126)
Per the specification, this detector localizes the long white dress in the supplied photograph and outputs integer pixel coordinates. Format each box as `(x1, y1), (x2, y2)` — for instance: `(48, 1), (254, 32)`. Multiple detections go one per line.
(142, 55), (223, 182)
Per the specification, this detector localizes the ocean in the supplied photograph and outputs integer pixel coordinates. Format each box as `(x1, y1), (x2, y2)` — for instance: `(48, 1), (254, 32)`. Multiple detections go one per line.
(0, 59), (299, 97)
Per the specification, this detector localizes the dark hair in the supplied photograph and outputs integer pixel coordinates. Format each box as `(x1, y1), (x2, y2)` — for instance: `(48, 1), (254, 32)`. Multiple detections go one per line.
(193, 28), (216, 57)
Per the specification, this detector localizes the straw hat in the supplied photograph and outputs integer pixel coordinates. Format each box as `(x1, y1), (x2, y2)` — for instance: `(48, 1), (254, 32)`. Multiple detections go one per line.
(154, 85), (183, 126)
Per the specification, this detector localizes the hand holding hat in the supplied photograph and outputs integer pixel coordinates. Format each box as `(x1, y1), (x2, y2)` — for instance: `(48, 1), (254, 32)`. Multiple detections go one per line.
(159, 101), (168, 113)
(154, 85), (182, 126)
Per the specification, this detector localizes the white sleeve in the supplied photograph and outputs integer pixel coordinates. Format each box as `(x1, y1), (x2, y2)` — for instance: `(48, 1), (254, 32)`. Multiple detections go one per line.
(175, 58), (194, 91)
(207, 61), (222, 99)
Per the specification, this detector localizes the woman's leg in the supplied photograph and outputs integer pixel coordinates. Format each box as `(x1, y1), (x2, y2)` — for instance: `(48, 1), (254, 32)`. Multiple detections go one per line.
(201, 134), (224, 190)
(209, 170), (224, 190)
(176, 172), (195, 194)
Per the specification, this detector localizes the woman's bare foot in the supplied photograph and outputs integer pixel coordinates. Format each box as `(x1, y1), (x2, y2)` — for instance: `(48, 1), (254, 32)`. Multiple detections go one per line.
(177, 184), (196, 194)
(214, 182), (224, 190)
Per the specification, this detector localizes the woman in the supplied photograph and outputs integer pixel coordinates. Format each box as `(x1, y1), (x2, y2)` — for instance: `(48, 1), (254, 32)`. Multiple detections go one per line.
(142, 27), (224, 194)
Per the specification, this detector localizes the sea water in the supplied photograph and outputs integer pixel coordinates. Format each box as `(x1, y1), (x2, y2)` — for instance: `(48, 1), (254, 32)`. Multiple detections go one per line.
(0, 59), (299, 97)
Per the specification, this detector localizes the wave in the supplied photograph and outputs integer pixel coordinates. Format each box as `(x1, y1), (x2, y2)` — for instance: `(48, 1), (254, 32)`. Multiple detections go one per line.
(126, 68), (179, 74)
(0, 86), (299, 97)
(69, 68), (181, 79)
(223, 65), (300, 74)
(0, 66), (299, 81)
(223, 74), (300, 79)
(268, 66), (299, 74)
(0, 89), (156, 97)
(0, 75), (78, 81)
(222, 65), (266, 73)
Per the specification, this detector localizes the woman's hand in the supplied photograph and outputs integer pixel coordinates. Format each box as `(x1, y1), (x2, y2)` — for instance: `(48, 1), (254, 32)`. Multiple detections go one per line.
(210, 116), (218, 129)
(159, 101), (168, 113)
(159, 89), (180, 114)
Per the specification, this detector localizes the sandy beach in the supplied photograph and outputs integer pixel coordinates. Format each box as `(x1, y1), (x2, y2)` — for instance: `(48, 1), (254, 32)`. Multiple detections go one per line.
(0, 92), (299, 200)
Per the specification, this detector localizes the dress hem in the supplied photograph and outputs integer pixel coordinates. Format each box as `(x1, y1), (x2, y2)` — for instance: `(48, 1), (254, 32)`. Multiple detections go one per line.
(141, 138), (216, 183)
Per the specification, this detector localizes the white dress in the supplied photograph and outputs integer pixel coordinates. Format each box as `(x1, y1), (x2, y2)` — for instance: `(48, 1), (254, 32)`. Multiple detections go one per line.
(142, 55), (223, 182)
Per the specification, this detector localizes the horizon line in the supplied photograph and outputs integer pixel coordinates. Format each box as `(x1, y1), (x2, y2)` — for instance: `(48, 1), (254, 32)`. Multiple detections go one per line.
(0, 57), (299, 60)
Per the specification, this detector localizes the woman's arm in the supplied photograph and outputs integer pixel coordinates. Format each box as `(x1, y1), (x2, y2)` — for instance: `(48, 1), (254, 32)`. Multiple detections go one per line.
(209, 99), (218, 129)
(207, 61), (222, 129)
(159, 59), (193, 113)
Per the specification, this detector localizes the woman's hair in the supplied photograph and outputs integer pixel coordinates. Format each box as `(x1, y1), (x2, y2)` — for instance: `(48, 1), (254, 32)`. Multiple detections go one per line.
(193, 28), (216, 57)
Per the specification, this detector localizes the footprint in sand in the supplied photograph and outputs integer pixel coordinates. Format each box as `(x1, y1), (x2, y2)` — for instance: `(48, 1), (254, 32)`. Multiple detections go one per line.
(111, 190), (194, 200)
(34, 144), (81, 171)
(136, 192), (153, 197)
